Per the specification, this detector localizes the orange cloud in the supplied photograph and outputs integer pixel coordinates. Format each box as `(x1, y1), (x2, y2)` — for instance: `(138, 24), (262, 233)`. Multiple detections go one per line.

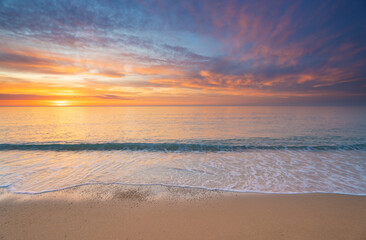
(0, 48), (124, 78)
(131, 66), (185, 76)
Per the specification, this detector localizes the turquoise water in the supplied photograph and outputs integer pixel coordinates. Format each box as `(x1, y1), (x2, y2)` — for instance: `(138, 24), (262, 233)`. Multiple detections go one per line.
(0, 106), (365, 194)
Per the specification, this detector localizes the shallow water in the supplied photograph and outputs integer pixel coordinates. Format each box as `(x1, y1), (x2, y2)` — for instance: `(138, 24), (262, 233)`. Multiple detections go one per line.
(0, 106), (365, 194)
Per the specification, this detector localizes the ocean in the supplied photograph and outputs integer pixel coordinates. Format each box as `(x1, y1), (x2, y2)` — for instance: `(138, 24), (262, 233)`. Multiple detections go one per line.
(0, 106), (365, 195)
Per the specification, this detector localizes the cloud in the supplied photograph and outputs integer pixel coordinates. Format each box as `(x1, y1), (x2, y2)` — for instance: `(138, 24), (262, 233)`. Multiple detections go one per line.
(95, 94), (131, 100)
(0, 93), (61, 100)
(0, 0), (365, 105)
(0, 93), (132, 101)
(0, 50), (125, 78)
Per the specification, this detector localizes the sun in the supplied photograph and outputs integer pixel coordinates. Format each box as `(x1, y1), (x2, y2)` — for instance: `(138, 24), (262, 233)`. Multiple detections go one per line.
(53, 100), (70, 106)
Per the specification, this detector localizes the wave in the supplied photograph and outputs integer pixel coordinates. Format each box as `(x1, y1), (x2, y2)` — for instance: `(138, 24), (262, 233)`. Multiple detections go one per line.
(3, 183), (366, 196)
(0, 143), (365, 151)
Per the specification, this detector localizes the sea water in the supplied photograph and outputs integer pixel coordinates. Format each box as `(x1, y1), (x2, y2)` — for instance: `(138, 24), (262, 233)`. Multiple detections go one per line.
(0, 106), (365, 194)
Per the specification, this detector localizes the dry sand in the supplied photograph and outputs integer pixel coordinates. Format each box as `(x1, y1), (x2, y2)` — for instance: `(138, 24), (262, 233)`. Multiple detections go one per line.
(0, 184), (365, 240)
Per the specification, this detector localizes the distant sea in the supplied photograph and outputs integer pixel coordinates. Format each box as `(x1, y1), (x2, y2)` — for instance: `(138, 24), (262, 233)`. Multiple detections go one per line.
(0, 106), (365, 195)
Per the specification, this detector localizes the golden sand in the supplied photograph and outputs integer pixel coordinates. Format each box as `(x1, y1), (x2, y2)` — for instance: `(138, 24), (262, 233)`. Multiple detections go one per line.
(1, 185), (365, 240)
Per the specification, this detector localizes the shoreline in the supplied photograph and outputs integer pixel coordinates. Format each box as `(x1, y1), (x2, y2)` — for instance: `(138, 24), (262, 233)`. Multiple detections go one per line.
(1, 184), (365, 240)
(2, 182), (366, 196)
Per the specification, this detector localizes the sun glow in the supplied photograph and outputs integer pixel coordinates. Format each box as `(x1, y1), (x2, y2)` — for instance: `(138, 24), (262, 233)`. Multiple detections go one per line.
(53, 100), (69, 106)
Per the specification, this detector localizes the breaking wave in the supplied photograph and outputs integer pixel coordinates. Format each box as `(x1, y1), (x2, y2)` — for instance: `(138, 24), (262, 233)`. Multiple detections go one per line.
(0, 143), (365, 151)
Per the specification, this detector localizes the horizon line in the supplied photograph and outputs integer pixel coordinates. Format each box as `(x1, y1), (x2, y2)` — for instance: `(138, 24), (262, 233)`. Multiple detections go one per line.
(1, 104), (366, 107)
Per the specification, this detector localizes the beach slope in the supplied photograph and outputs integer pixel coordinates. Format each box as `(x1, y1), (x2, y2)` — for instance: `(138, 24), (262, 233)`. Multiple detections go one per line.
(1, 185), (365, 240)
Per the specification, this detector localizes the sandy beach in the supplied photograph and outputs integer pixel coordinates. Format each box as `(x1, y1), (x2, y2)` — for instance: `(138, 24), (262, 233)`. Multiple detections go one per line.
(0, 185), (365, 240)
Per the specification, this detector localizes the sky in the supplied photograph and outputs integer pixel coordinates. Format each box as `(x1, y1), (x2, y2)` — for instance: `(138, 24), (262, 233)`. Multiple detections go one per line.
(0, 0), (365, 106)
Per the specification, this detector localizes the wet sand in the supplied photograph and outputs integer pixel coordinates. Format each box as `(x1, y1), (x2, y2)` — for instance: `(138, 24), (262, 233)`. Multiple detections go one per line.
(0, 185), (365, 240)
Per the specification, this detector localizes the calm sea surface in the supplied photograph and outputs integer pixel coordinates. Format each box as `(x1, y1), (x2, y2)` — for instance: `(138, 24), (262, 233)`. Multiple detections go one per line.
(0, 106), (365, 194)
